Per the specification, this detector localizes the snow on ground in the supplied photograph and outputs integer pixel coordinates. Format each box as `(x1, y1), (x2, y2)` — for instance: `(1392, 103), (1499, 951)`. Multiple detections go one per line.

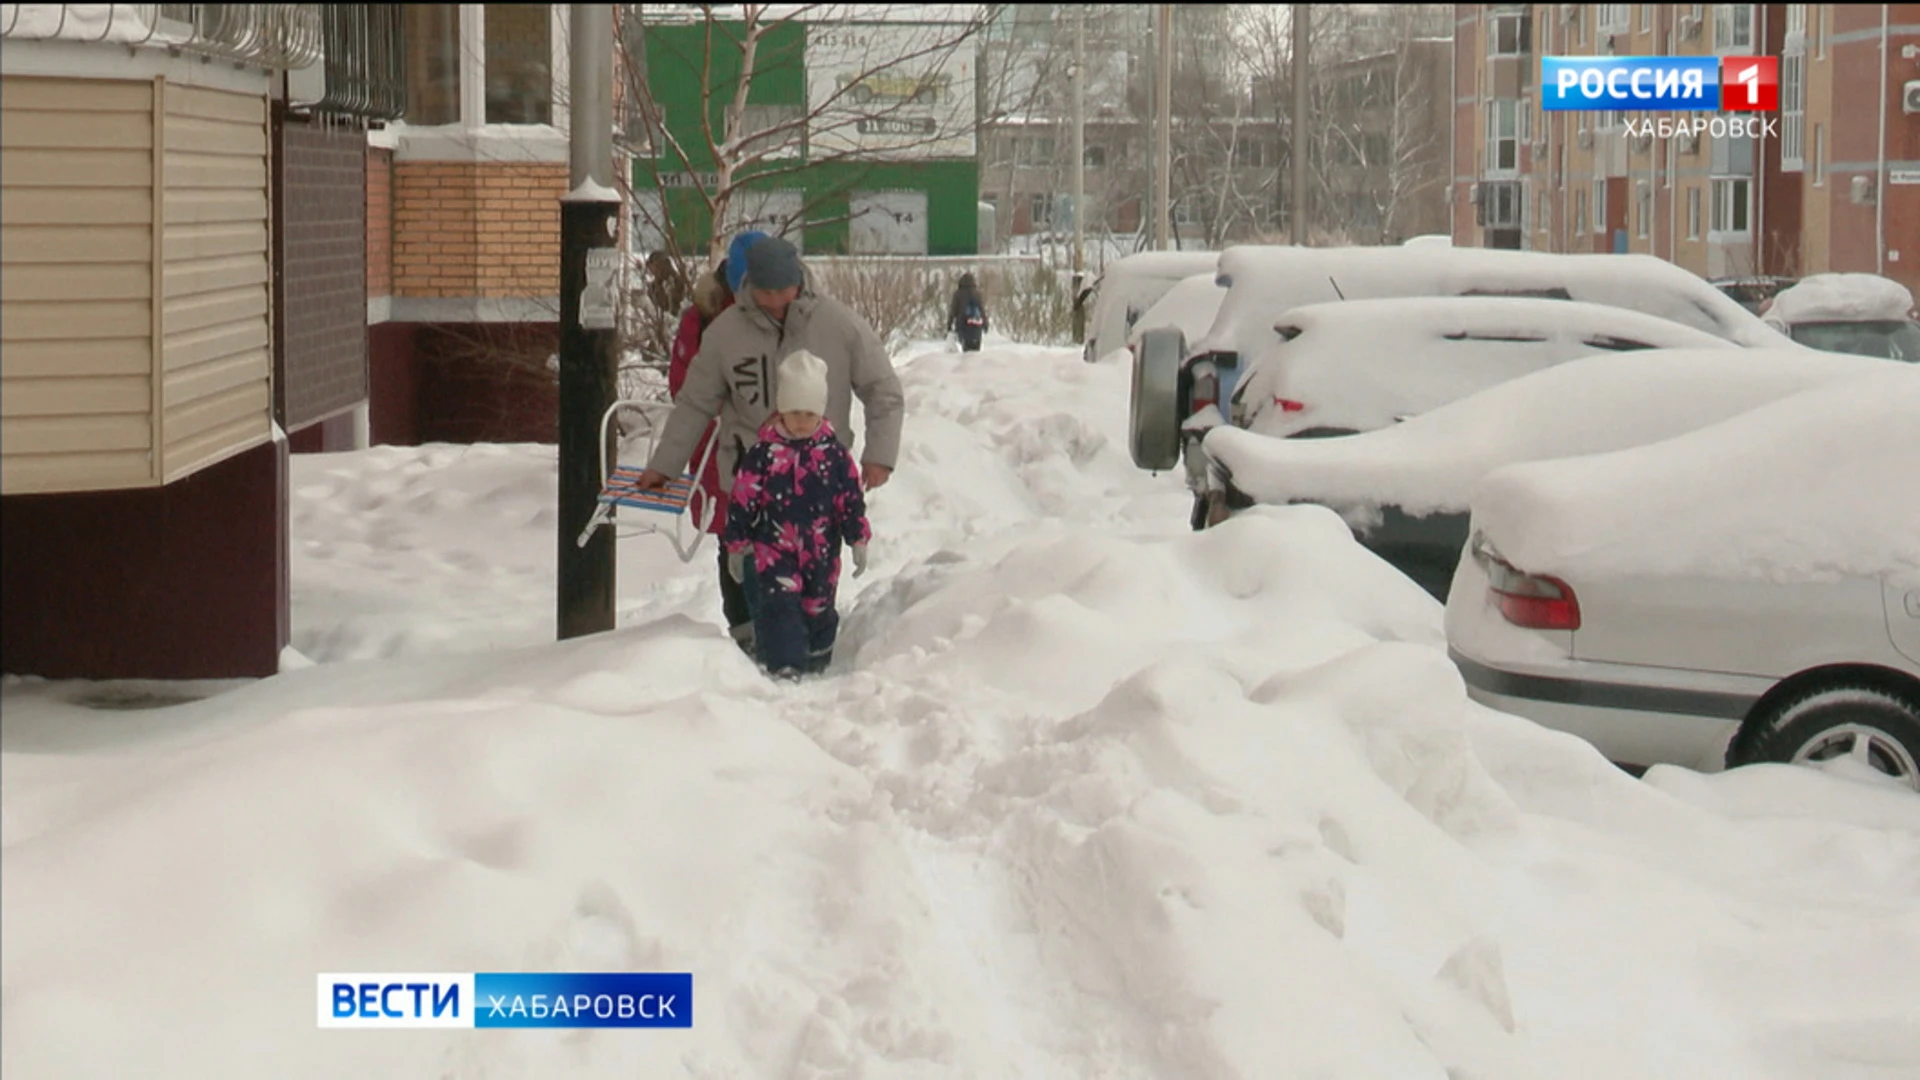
(4, 344), (1919, 1079)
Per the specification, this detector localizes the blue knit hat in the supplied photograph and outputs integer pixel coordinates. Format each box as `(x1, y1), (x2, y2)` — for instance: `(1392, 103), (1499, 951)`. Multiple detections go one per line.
(725, 230), (770, 294)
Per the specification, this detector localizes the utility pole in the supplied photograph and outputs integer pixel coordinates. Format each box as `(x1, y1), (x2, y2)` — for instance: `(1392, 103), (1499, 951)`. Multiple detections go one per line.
(1290, 3), (1310, 245)
(1153, 3), (1173, 250)
(1070, 5), (1087, 341)
(558, 3), (621, 641)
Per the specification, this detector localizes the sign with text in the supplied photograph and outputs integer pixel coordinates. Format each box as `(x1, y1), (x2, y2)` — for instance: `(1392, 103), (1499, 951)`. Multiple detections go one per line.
(1542, 56), (1779, 111)
(807, 22), (975, 160)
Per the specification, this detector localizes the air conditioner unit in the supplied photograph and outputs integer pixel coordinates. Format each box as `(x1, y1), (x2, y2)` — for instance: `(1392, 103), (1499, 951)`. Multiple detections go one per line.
(1679, 132), (1700, 154)
(1470, 182), (1483, 206)
(1533, 138), (1549, 157)
(1578, 129), (1594, 149)
(1678, 15), (1702, 41)
(1598, 31), (1616, 54)
(1904, 80), (1920, 115)
(1851, 175), (1876, 206)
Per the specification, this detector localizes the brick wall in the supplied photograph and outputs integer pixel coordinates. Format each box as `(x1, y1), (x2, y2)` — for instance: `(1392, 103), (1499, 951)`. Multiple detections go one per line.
(276, 117), (369, 432)
(367, 146), (393, 298)
(393, 160), (567, 300)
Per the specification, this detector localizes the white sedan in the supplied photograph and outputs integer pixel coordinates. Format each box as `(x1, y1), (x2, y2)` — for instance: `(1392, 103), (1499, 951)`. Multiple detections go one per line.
(1447, 368), (1920, 789)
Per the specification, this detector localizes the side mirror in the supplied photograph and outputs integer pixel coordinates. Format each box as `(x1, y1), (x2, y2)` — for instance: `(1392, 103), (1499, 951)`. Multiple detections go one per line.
(1130, 327), (1186, 470)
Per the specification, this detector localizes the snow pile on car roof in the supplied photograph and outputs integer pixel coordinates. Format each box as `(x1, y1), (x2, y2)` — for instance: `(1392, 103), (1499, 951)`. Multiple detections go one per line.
(1234, 296), (1733, 438)
(1205, 348), (1893, 520)
(1126, 272), (1226, 349)
(1763, 273), (1916, 326)
(1194, 246), (1788, 369)
(1472, 366), (1920, 585)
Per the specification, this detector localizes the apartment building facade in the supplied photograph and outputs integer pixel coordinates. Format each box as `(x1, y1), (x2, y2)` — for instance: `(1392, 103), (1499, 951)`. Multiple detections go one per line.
(1453, 4), (1920, 298)
(362, 4), (605, 446)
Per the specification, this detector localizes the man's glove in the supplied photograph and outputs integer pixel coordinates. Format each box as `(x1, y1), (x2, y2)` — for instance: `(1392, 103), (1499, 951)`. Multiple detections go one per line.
(727, 549), (748, 583)
(850, 543), (869, 578)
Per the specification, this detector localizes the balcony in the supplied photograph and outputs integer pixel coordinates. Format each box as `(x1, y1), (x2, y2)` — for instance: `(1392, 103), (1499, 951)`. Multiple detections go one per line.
(1, 4), (323, 70)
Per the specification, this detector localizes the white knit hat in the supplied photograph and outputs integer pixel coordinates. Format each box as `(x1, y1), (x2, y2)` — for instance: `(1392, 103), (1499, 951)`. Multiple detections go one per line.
(776, 349), (830, 415)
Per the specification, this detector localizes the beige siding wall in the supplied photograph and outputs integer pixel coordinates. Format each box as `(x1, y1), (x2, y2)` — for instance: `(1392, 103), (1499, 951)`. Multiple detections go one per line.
(0, 75), (159, 494)
(160, 82), (271, 483)
(0, 74), (273, 494)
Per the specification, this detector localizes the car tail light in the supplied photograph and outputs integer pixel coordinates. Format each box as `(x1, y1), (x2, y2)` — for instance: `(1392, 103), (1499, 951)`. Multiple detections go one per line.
(1486, 557), (1581, 631)
(1190, 362), (1219, 415)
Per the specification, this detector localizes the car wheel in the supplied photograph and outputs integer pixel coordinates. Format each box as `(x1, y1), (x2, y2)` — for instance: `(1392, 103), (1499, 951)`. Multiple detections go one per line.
(1128, 327), (1185, 471)
(1730, 682), (1920, 791)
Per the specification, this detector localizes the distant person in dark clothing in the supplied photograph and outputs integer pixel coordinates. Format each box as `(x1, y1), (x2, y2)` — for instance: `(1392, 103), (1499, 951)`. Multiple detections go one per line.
(949, 272), (988, 352)
(646, 250), (687, 317)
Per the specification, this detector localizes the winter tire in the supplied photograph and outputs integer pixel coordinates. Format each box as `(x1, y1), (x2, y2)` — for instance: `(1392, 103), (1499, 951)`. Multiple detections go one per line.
(1129, 327), (1184, 471)
(1730, 681), (1920, 792)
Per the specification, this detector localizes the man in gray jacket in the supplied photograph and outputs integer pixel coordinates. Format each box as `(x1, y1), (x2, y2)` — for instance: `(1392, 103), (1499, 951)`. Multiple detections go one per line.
(631, 236), (905, 650)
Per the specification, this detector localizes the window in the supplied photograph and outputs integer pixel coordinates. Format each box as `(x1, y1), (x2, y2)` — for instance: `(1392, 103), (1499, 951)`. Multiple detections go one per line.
(1812, 123), (1825, 186)
(1537, 189), (1549, 233)
(1231, 139), (1269, 169)
(1710, 176), (1750, 233)
(1488, 100), (1519, 173)
(1713, 4), (1752, 51)
(1483, 180), (1522, 227)
(404, 4), (460, 124)
(1574, 188), (1588, 235)
(1640, 4), (1653, 32)
(1174, 198), (1203, 227)
(1815, 5), (1826, 58)
(1593, 179), (1607, 233)
(1599, 5), (1631, 34)
(485, 5), (551, 124)
(1030, 193), (1053, 228)
(1687, 186), (1702, 238)
(1085, 144), (1108, 170)
(1780, 51), (1804, 170)
(1018, 137), (1057, 167)
(1490, 9), (1531, 56)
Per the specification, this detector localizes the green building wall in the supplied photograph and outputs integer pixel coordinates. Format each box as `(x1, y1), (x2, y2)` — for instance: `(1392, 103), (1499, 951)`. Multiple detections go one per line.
(633, 21), (978, 256)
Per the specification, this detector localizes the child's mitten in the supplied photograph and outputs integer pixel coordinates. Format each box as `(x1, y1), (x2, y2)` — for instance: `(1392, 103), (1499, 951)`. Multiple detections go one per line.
(850, 543), (869, 578)
(728, 549), (748, 583)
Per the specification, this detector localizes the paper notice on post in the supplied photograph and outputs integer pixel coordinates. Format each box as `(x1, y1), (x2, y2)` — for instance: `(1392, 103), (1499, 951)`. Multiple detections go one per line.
(581, 249), (621, 330)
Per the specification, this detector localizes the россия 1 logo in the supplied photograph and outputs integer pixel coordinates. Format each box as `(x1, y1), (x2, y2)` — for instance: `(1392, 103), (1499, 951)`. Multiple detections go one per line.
(1542, 56), (1779, 111)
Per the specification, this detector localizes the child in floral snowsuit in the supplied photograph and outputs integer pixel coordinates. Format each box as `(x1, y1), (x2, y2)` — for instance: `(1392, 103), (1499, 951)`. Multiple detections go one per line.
(724, 350), (872, 677)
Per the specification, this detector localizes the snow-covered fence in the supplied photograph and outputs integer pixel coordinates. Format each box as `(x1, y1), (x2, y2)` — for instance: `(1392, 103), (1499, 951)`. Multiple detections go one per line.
(808, 255), (1075, 346)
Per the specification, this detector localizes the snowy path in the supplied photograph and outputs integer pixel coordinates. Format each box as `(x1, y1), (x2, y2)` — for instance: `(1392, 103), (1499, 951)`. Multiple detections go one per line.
(3, 344), (1918, 1079)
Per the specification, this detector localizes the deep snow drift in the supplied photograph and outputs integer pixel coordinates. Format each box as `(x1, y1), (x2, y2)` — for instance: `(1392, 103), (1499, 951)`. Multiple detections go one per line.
(4, 344), (1917, 1080)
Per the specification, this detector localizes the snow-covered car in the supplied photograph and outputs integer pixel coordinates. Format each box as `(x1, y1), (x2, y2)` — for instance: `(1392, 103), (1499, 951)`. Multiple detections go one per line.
(1200, 348), (1897, 600)
(1710, 274), (1798, 315)
(1083, 250), (1224, 365)
(1761, 273), (1920, 361)
(1121, 271), (1226, 376)
(1448, 368), (1920, 789)
(1127, 246), (1797, 490)
(1226, 296), (1734, 441)
(1161, 296), (1737, 530)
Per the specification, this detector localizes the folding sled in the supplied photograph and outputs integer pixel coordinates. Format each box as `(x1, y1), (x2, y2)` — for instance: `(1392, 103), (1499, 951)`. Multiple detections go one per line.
(574, 400), (717, 562)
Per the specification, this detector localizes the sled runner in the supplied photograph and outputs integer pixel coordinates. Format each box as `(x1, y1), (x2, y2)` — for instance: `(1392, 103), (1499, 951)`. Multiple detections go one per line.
(574, 400), (718, 562)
